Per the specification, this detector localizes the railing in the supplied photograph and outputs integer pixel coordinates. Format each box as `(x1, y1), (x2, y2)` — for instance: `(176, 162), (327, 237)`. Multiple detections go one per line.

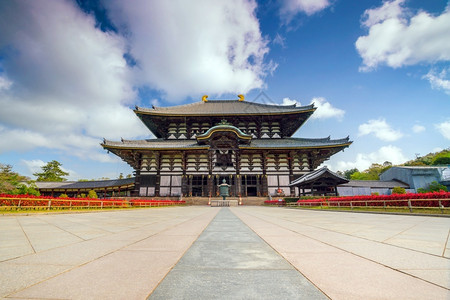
(0, 197), (186, 211)
(287, 198), (449, 214)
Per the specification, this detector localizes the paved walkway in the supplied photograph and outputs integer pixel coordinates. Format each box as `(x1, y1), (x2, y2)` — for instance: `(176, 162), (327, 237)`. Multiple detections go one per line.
(149, 208), (326, 299)
(0, 206), (449, 299)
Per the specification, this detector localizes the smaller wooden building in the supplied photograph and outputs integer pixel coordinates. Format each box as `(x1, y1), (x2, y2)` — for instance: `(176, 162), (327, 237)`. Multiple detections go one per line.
(35, 178), (135, 198)
(289, 166), (349, 196)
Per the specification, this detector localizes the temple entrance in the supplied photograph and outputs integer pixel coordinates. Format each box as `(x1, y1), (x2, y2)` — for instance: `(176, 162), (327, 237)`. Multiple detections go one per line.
(191, 175), (207, 196)
(246, 186), (257, 196)
(242, 175), (258, 196)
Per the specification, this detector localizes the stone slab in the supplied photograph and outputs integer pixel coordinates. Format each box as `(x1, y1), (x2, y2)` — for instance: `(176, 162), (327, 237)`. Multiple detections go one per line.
(149, 208), (327, 299)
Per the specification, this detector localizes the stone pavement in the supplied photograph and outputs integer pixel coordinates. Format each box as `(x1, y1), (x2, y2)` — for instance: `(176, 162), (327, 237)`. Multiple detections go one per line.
(149, 208), (326, 299)
(0, 206), (449, 299)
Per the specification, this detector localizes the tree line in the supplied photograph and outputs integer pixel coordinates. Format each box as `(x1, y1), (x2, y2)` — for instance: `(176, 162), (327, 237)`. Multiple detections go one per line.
(0, 160), (132, 195)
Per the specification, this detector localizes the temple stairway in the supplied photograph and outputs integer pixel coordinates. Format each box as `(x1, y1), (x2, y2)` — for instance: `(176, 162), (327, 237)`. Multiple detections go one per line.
(184, 197), (268, 206)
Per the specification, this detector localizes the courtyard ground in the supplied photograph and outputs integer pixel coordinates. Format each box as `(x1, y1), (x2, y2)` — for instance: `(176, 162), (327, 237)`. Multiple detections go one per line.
(0, 206), (449, 299)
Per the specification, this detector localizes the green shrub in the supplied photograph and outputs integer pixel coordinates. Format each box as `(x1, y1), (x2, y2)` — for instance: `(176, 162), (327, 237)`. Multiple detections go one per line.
(428, 181), (448, 192)
(88, 190), (98, 199)
(59, 193), (68, 198)
(392, 187), (406, 194)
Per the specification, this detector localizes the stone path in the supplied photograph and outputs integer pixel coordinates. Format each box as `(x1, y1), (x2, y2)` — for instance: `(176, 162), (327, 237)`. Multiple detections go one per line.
(0, 206), (449, 299)
(149, 208), (326, 299)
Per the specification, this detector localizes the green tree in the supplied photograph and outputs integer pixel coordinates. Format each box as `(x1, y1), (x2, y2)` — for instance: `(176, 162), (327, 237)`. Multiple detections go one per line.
(0, 164), (26, 194)
(431, 151), (450, 165)
(392, 186), (406, 194)
(88, 190), (98, 199)
(350, 162), (392, 180)
(343, 168), (359, 179)
(33, 160), (69, 182)
(14, 182), (40, 196)
(428, 181), (448, 192)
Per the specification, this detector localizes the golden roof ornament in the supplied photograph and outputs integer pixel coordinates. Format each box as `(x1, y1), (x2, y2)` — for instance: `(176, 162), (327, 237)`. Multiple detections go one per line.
(238, 94), (244, 101)
(202, 95), (208, 102)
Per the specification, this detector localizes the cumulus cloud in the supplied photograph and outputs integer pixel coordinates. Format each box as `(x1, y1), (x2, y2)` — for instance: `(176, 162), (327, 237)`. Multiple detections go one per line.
(356, 0), (450, 71)
(335, 145), (407, 171)
(310, 97), (345, 120)
(21, 159), (79, 181)
(412, 124), (425, 133)
(0, 1), (149, 160)
(279, 0), (331, 23)
(105, 0), (274, 100)
(423, 68), (450, 95)
(282, 97), (298, 105)
(436, 120), (450, 140)
(280, 97), (345, 120)
(358, 118), (403, 141)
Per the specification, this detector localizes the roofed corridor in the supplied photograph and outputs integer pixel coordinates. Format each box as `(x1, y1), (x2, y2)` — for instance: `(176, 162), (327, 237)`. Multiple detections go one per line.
(0, 207), (449, 299)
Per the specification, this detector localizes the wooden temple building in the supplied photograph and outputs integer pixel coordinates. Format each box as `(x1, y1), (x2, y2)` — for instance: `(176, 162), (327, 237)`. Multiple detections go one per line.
(101, 96), (352, 197)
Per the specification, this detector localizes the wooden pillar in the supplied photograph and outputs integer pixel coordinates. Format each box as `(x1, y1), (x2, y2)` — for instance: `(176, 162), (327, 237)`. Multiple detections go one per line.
(133, 169), (141, 197)
(261, 151), (268, 196)
(235, 150), (242, 197)
(207, 151), (214, 197)
(256, 175), (261, 197)
(181, 152), (188, 196)
(288, 151), (295, 197)
(188, 175), (193, 196)
(207, 175), (213, 197)
(155, 152), (161, 197)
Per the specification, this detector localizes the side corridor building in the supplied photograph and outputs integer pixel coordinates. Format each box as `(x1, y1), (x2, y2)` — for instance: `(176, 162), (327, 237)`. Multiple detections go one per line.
(101, 96), (352, 197)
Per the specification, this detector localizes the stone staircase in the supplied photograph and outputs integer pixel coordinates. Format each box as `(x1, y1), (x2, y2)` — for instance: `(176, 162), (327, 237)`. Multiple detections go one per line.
(184, 197), (268, 206)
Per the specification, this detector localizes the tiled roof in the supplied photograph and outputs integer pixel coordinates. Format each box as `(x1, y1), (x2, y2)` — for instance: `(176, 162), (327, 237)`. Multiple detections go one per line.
(36, 178), (135, 190)
(247, 137), (351, 148)
(103, 139), (204, 149)
(339, 180), (409, 188)
(102, 136), (351, 150)
(289, 166), (349, 186)
(135, 100), (315, 116)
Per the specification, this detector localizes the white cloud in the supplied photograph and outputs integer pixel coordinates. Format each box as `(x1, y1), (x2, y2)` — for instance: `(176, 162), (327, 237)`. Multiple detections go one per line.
(282, 97), (299, 106)
(356, 1), (450, 71)
(361, 0), (405, 27)
(423, 68), (450, 95)
(21, 159), (46, 177)
(273, 33), (286, 48)
(335, 145), (407, 171)
(310, 97), (345, 120)
(358, 118), (403, 141)
(412, 124), (425, 133)
(279, 0), (331, 22)
(280, 97), (344, 120)
(0, 1), (148, 159)
(105, 0), (274, 100)
(0, 76), (12, 91)
(21, 159), (79, 181)
(436, 120), (450, 140)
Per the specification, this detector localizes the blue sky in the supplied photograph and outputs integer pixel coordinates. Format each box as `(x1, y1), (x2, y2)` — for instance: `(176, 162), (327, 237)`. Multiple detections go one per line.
(0, 0), (449, 180)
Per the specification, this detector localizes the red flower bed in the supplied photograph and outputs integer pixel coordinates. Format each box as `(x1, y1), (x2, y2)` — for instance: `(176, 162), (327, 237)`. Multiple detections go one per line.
(264, 200), (286, 205)
(296, 191), (450, 208)
(0, 194), (185, 209)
